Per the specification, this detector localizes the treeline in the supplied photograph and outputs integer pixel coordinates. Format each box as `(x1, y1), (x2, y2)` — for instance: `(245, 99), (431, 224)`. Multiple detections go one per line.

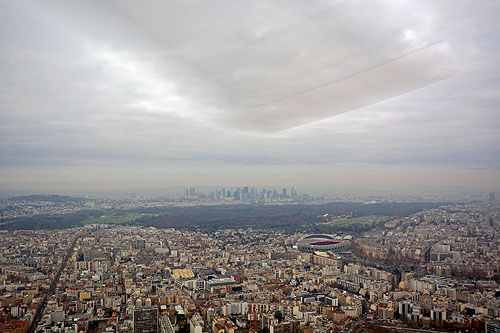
(4, 194), (87, 203)
(137, 205), (315, 231)
(1, 202), (444, 231)
(0, 210), (103, 230)
(131, 202), (444, 232)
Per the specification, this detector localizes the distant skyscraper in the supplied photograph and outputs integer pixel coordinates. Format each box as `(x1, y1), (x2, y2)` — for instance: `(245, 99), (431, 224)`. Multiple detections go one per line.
(250, 187), (256, 199)
(189, 188), (196, 196)
(282, 188), (287, 198)
(489, 192), (495, 201)
(134, 306), (158, 333)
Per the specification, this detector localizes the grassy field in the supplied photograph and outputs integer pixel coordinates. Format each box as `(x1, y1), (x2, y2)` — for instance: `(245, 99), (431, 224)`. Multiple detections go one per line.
(326, 215), (390, 227)
(82, 213), (156, 225)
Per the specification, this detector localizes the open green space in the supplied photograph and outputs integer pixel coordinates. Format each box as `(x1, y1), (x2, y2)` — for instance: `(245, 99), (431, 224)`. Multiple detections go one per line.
(326, 215), (390, 227)
(82, 213), (157, 225)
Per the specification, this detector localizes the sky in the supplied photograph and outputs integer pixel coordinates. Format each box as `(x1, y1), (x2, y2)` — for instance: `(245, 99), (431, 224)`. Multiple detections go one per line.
(0, 0), (499, 192)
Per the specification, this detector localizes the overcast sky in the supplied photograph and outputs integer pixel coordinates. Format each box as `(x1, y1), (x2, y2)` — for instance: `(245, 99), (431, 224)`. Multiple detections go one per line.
(1, 0), (499, 192)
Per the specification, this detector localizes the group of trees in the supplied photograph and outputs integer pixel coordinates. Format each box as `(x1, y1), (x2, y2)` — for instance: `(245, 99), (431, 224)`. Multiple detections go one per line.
(2, 200), (444, 232)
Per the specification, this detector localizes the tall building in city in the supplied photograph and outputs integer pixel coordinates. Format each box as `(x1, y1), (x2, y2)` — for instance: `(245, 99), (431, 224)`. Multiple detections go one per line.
(489, 192), (496, 201)
(134, 306), (158, 333)
(282, 188), (287, 198)
(430, 307), (446, 326)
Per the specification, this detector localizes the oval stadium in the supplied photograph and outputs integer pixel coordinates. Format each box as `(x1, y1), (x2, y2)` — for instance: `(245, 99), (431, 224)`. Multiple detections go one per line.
(297, 234), (350, 253)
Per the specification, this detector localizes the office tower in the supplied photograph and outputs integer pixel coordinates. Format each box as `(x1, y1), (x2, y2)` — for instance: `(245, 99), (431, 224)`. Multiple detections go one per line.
(490, 192), (496, 201)
(282, 188), (287, 198)
(189, 188), (196, 196)
(134, 306), (158, 333)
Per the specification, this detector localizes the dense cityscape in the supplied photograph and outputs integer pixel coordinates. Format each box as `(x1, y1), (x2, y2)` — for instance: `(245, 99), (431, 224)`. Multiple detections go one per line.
(0, 190), (499, 332)
(2, 0), (500, 333)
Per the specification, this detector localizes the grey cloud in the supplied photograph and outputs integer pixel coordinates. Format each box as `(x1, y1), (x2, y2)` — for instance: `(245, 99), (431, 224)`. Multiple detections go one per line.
(0, 0), (499, 190)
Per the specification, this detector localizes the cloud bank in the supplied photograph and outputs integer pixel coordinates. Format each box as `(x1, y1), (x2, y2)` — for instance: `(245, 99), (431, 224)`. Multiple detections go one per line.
(0, 0), (499, 190)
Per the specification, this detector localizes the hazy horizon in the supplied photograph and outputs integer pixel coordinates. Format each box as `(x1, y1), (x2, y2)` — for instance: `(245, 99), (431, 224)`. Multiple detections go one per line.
(1, 0), (499, 192)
